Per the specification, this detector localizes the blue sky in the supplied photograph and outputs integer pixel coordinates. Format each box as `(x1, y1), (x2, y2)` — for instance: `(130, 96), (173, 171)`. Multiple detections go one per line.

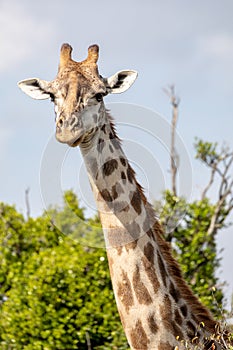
(1, 0), (233, 309)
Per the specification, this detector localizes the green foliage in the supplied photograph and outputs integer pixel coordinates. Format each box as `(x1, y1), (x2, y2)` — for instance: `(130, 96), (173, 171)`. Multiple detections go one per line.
(156, 138), (233, 318)
(195, 138), (219, 165)
(1, 184), (229, 348)
(0, 243), (126, 349)
(46, 190), (105, 248)
(158, 190), (225, 316)
(0, 203), (60, 299)
(0, 196), (128, 349)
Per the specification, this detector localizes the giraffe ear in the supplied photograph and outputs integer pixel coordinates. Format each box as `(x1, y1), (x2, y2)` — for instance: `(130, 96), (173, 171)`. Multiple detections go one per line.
(106, 70), (138, 94)
(18, 78), (52, 100)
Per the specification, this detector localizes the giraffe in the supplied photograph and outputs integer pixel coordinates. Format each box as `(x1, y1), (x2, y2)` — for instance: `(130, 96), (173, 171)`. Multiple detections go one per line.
(18, 44), (231, 350)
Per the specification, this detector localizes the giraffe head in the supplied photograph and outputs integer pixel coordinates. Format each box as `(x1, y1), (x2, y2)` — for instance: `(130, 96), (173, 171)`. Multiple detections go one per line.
(18, 43), (137, 146)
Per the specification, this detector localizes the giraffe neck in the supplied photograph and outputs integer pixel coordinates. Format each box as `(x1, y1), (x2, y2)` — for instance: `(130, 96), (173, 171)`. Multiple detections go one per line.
(80, 110), (217, 350)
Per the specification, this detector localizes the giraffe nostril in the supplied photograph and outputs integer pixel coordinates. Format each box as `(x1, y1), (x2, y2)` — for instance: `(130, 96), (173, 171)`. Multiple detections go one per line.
(57, 117), (65, 128)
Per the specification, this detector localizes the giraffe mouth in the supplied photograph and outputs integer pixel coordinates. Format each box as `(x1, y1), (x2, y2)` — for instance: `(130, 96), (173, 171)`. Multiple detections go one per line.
(68, 136), (84, 147)
(56, 124), (84, 147)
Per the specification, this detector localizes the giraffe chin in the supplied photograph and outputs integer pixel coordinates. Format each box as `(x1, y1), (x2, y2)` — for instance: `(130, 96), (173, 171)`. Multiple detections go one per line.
(68, 136), (84, 147)
(56, 129), (84, 147)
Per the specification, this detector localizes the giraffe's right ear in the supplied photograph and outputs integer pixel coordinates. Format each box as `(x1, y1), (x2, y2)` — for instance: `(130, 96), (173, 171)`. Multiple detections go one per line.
(106, 70), (138, 94)
(17, 78), (52, 100)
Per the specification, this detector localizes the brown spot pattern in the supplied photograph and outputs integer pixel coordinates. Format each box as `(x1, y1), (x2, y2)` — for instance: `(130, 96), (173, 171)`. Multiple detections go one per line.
(186, 320), (197, 338)
(169, 281), (180, 303)
(109, 132), (121, 149)
(117, 270), (134, 313)
(120, 156), (127, 167)
(157, 342), (173, 350)
(125, 239), (138, 251)
(122, 203), (130, 212)
(100, 124), (106, 134)
(111, 184), (119, 200)
(146, 228), (156, 242)
(127, 167), (134, 183)
(100, 189), (112, 202)
(160, 295), (172, 330)
(141, 254), (160, 295)
(116, 246), (123, 255)
(147, 314), (159, 334)
(130, 189), (142, 215)
(102, 159), (118, 176)
(172, 323), (184, 340)
(112, 183), (124, 200)
(97, 138), (105, 153)
(133, 265), (153, 305)
(162, 294), (172, 315)
(160, 296), (184, 340)
(130, 319), (149, 349)
(174, 308), (183, 326)
(180, 304), (188, 317)
(109, 131), (114, 139)
(121, 171), (127, 184)
(144, 242), (155, 263)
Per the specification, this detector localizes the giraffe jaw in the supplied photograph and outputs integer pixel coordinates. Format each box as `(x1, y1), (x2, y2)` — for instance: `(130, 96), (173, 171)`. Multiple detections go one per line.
(56, 132), (84, 147)
(55, 124), (85, 147)
(68, 136), (84, 147)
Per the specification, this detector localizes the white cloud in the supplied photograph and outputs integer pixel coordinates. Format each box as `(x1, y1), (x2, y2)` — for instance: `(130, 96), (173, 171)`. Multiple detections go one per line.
(0, 0), (55, 73)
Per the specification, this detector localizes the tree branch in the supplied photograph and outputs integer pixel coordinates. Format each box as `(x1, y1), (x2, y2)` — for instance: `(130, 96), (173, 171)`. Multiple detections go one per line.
(206, 150), (233, 236)
(201, 163), (216, 200)
(164, 85), (180, 196)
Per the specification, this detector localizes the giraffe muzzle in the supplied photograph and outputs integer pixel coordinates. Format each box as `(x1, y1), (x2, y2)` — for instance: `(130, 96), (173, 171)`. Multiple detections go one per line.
(56, 114), (84, 146)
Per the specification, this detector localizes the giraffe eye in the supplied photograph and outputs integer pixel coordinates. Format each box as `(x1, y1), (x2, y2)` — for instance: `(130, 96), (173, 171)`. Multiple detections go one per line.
(95, 93), (103, 102)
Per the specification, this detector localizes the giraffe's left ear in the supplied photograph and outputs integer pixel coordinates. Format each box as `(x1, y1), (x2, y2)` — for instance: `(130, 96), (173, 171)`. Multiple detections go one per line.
(18, 78), (52, 100)
(106, 70), (138, 94)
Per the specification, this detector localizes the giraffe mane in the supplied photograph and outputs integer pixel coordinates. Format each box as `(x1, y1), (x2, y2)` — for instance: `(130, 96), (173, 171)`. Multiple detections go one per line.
(154, 224), (216, 330)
